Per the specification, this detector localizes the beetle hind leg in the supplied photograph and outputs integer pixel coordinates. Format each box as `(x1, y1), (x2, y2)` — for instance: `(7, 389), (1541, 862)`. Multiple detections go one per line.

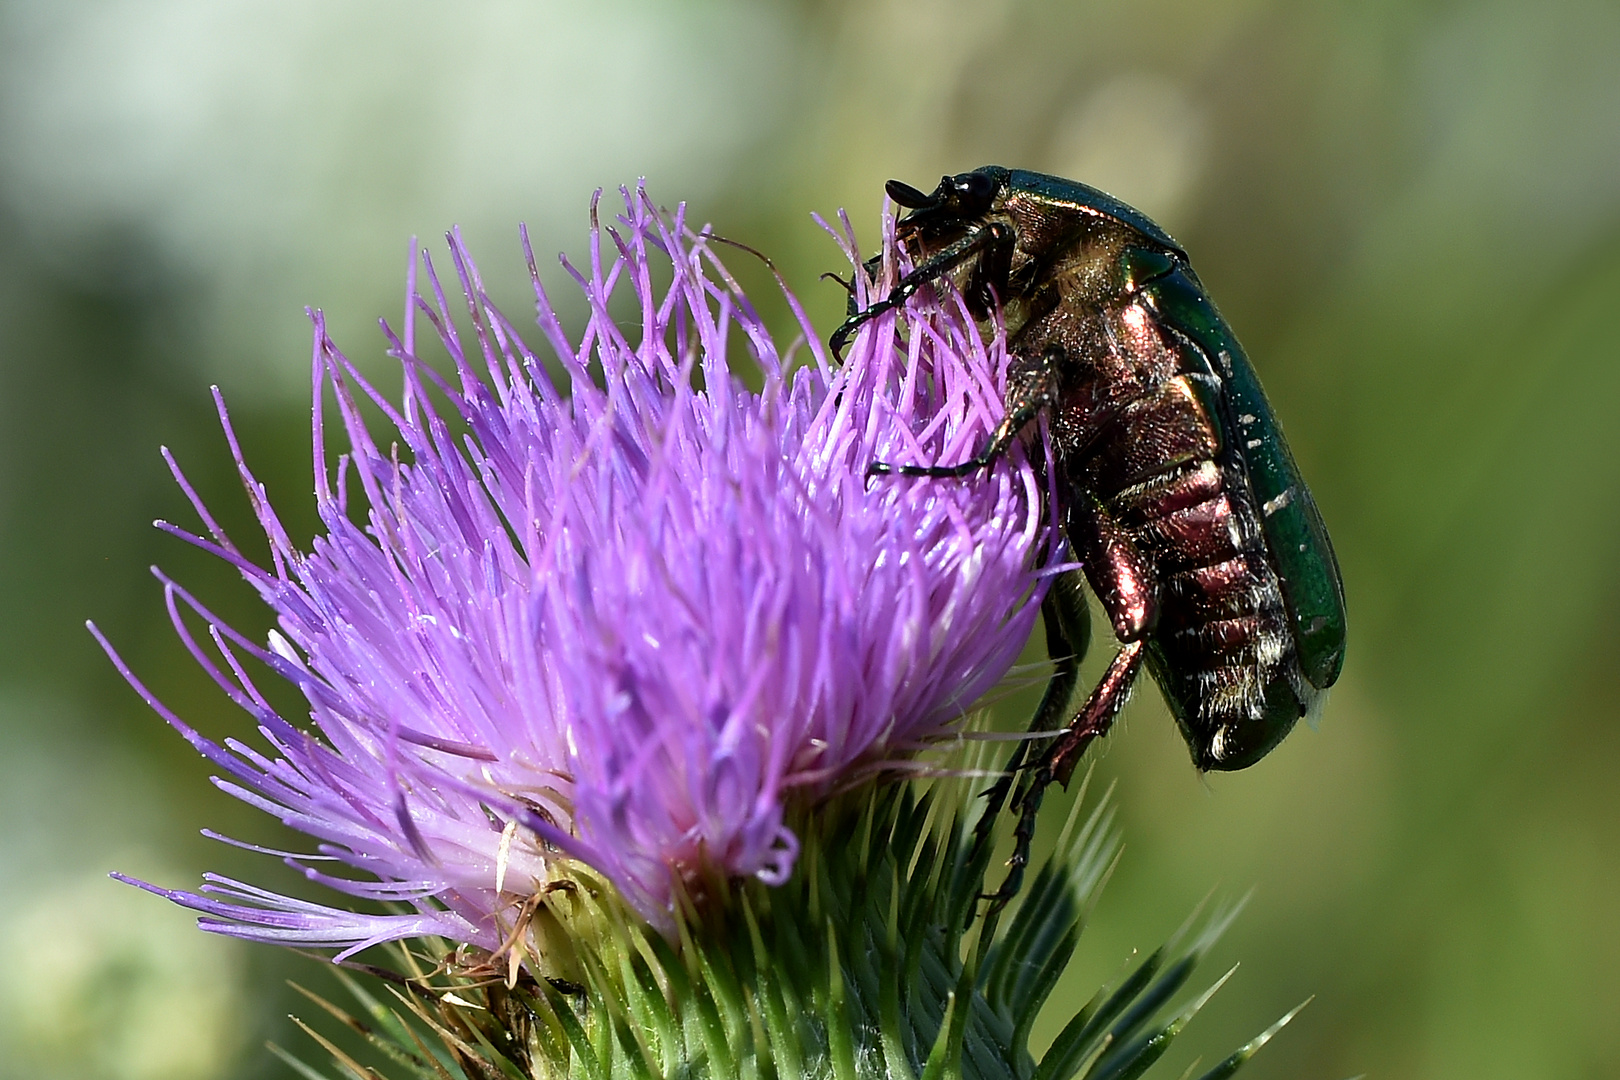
(984, 638), (1146, 914)
(966, 572), (1088, 921)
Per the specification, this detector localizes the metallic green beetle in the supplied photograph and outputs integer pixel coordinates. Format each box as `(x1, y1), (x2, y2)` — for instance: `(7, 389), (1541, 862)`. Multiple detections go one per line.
(840, 166), (1345, 805)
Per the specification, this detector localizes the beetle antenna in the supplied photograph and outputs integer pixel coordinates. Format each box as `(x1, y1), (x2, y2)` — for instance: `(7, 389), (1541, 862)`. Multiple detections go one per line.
(701, 232), (778, 272)
(820, 271), (855, 295)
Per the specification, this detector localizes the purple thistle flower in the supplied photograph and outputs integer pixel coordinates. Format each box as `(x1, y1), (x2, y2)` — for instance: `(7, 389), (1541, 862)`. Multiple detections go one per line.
(99, 186), (1054, 960)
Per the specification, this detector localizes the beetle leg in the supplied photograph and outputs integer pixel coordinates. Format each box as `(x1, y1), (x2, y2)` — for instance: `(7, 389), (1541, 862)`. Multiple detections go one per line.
(829, 221), (1013, 360)
(986, 639), (1147, 912)
(867, 343), (1062, 480)
(1043, 638), (1146, 787)
(967, 570), (1089, 917)
(1070, 488), (1159, 642)
(990, 488), (1153, 900)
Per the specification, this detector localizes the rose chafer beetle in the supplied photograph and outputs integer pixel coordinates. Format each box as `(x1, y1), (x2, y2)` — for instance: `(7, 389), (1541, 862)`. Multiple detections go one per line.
(836, 166), (1346, 891)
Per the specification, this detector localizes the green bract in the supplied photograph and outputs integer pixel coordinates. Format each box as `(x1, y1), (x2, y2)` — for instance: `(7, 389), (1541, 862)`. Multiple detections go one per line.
(278, 774), (1300, 1080)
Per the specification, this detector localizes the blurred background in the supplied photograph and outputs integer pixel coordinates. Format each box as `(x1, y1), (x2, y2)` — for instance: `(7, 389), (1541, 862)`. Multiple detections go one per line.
(1, 1), (1617, 1077)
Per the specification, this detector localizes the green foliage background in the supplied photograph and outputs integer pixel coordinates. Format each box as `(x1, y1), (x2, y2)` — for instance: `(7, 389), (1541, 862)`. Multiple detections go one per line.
(1, 2), (1616, 1078)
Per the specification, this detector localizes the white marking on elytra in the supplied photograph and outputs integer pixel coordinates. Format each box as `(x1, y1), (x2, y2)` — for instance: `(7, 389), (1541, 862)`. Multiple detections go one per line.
(1263, 487), (1295, 517)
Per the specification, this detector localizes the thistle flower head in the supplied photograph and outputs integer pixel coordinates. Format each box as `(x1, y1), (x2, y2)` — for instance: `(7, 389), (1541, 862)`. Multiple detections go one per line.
(101, 186), (1053, 961)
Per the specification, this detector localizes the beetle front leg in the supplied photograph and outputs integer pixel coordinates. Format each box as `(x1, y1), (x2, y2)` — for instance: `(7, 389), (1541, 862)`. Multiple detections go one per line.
(867, 343), (1063, 480)
(829, 221), (1013, 360)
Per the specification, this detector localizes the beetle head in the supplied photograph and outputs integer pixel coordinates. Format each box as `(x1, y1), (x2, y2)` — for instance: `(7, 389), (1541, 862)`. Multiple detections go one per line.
(885, 167), (1006, 224)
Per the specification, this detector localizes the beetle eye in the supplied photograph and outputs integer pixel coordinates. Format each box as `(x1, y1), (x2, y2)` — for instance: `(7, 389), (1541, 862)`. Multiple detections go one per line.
(952, 171), (997, 214)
